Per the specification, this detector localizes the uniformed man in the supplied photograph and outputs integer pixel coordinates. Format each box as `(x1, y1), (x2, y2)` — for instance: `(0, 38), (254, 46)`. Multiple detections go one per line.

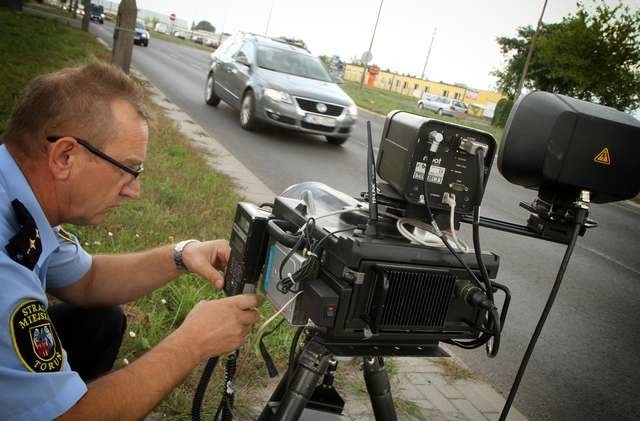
(0, 61), (261, 420)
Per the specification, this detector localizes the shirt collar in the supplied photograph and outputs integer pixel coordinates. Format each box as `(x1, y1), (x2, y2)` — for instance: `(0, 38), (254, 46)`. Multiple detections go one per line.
(0, 145), (59, 264)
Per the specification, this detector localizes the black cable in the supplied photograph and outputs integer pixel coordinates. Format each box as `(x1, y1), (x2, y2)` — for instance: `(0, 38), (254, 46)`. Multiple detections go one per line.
(286, 327), (305, 390)
(312, 226), (357, 252)
(422, 150), (484, 289)
(499, 207), (587, 421)
(191, 357), (219, 421)
(473, 149), (494, 301)
(492, 281), (511, 330)
(214, 351), (238, 421)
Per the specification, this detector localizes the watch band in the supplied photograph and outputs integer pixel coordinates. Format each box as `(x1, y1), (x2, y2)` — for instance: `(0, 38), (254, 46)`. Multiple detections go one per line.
(173, 239), (198, 273)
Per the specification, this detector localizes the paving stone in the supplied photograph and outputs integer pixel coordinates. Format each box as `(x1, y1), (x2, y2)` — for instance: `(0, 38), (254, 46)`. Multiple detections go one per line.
(394, 357), (444, 374)
(451, 398), (489, 421)
(430, 376), (465, 399)
(455, 380), (502, 413)
(399, 375), (427, 400)
(406, 372), (431, 385)
(417, 383), (458, 413)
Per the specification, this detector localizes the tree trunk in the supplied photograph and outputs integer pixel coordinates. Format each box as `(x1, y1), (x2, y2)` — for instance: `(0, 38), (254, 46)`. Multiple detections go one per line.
(111, 0), (137, 74)
(81, 0), (90, 31)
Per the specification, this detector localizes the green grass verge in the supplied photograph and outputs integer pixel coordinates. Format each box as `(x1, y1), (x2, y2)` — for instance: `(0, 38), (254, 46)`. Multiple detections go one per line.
(342, 80), (504, 141)
(0, 9), (106, 134)
(149, 30), (217, 53)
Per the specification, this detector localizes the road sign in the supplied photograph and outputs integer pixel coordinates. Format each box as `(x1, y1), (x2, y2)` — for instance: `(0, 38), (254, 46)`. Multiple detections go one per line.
(361, 51), (373, 64)
(169, 13), (176, 21)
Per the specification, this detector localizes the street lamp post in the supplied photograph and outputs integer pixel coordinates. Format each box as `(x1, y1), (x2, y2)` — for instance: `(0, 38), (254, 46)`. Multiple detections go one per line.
(359, 0), (384, 89)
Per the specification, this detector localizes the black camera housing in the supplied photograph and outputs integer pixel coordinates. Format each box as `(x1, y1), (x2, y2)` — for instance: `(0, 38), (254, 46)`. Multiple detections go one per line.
(498, 91), (640, 203)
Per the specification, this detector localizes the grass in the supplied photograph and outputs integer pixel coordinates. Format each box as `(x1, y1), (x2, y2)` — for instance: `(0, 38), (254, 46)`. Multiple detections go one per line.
(0, 9), (106, 134)
(342, 80), (504, 141)
(432, 357), (477, 381)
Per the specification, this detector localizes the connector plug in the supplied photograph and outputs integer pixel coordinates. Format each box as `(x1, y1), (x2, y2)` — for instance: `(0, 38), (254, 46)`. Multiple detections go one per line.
(428, 130), (444, 153)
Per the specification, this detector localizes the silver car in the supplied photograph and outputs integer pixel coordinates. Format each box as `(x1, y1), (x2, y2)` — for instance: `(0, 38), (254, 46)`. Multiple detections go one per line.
(417, 94), (467, 116)
(204, 34), (357, 145)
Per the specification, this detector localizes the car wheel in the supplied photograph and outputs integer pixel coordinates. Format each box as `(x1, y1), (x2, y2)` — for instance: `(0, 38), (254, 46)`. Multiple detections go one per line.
(326, 136), (348, 145)
(205, 73), (221, 106)
(144, 41), (149, 47)
(240, 90), (257, 131)
(418, 103), (424, 109)
(437, 108), (443, 115)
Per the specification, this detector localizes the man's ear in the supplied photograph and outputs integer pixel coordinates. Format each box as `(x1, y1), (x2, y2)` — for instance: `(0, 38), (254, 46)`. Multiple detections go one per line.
(48, 137), (79, 180)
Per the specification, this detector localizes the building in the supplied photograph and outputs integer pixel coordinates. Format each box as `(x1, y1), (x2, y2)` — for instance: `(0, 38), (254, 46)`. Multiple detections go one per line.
(344, 64), (506, 119)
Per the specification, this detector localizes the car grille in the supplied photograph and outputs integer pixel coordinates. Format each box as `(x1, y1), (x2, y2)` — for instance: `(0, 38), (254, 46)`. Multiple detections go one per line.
(301, 122), (335, 133)
(296, 98), (344, 117)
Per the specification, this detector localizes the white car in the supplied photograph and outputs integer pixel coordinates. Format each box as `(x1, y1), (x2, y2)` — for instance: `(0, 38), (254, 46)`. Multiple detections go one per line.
(417, 95), (468, 116)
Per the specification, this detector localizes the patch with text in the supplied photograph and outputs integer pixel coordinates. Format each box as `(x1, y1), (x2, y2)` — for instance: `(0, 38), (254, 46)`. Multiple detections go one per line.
(10, 299), (63, 372)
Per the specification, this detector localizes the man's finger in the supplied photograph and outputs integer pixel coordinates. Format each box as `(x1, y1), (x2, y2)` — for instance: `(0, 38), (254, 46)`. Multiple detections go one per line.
(229, 293), (263, 309)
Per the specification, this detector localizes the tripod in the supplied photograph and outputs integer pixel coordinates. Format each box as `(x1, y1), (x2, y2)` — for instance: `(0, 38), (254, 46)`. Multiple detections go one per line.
(257, 330), (398, 421)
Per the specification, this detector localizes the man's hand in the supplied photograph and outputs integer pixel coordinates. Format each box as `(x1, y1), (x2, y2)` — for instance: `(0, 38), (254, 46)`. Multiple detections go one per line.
(181, 239), (230, 289)
(179, 294), (262, 359)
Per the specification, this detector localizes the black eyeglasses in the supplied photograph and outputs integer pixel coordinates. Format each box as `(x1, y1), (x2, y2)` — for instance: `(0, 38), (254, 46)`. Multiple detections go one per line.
(47, 136), (144, 179)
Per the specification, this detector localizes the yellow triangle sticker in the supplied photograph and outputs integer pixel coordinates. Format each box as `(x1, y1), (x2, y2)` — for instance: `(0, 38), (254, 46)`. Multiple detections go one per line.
(594, 147), (611, 165)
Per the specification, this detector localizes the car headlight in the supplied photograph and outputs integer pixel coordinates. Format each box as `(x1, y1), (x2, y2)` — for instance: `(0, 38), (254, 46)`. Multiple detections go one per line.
(101, 13), (105, 18)
(142, 31), (149, 38)
(263, 88), (293, 104)
(347, 104), (358, 118)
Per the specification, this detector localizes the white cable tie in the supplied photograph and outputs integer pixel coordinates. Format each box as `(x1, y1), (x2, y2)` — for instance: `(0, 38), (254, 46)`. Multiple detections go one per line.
(287, 272), (295, 284)
(253, 291), (304, 355)
(306, 252), (318, 258)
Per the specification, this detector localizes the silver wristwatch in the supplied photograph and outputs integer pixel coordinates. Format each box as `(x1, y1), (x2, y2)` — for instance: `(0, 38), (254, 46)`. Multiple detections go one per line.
(173, 239), (198, 273)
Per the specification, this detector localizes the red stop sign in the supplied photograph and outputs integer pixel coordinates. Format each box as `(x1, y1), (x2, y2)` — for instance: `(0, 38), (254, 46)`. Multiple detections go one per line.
(169, 13), (176, 21)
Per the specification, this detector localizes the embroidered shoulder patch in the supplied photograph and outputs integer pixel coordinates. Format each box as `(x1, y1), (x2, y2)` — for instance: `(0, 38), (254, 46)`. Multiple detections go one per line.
(10, 299), (63, 372)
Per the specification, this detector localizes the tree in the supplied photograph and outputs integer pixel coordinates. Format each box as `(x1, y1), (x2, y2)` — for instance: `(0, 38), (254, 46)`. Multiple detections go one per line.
(493, 1), (640, 111)
(194, 20), (215, 32)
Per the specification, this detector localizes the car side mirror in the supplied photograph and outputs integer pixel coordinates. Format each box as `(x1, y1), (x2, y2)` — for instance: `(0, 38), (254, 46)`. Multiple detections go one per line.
(235, 52), (250, 67)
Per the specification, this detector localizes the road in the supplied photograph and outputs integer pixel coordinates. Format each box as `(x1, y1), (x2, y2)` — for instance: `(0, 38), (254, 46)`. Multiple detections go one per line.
(93, 22), (640, 420)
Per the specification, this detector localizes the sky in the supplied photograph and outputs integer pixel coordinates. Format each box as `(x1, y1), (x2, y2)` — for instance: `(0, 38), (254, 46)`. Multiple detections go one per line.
(134, 0), (640, 91)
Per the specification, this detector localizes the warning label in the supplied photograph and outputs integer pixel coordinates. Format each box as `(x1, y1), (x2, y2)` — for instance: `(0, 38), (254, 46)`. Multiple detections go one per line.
(594, 147), (611, 165)
(413, 162), (446, 184)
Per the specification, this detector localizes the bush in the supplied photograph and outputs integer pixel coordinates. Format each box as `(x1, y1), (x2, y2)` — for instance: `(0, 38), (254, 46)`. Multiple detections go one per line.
(492, 98), (514, 127)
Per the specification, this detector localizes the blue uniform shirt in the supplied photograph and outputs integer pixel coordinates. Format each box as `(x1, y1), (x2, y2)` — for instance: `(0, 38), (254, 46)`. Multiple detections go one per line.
(0, 145), (92, 420)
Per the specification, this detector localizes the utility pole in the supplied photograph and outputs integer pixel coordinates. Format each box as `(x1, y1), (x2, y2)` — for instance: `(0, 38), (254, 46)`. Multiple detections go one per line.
(112, 0), (137, 74)
(81, 0), (90, 31)
(420, 27), (437, 80)
(359, 0), (384, 89)
(516, 0), (549, 98)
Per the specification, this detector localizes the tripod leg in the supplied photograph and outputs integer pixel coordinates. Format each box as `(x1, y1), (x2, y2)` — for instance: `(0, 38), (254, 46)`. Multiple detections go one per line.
(363, 356), (397, 421)
(260, 336), (333, 421)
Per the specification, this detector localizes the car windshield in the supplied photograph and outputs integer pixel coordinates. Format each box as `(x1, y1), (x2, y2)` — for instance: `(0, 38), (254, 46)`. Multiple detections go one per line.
(136, 20), (145, 30)
(257, 46), (332, 82)
(91, 4), (103, 13)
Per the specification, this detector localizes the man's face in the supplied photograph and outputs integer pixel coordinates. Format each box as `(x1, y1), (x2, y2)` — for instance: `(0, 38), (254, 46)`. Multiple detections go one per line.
(68, 100), (149, 225)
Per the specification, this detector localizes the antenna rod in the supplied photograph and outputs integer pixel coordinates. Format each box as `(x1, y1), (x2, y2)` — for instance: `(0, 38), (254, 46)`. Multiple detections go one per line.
(367, 120), (379, 223)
